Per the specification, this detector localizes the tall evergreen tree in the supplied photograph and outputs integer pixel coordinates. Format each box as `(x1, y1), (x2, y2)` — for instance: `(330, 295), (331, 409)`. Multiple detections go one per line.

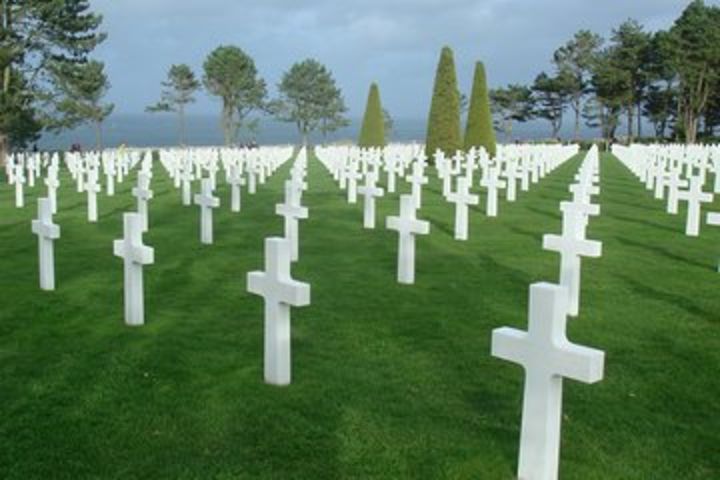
(425, 46), (461, 159)
(358, 82), (385, 147)
(0, 0), (106, 160)
(464, 61), (496, 157)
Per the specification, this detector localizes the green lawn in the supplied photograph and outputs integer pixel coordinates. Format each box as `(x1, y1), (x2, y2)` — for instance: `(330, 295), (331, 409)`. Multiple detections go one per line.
(0, 151), (718, 479)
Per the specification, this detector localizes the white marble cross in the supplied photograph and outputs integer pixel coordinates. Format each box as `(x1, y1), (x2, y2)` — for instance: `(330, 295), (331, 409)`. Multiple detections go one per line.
(481, 167), (506, 217)
(492, 282), (605, 480)
(86, 168), (101, 223)
(504, 162), (519, 202)
(105, 158), (116, 196)
(386, 157), (402, 194)
(182, 165), (193, 206)
(406, 161), (429, 209)
(447, 177), (479, 241)
(346, 166), (362, 204)
(45, 165), (60, 214)
(194, 178), (220, 244)
(276, 180), (308, 262)
(113, 213), (154, 326)
(247, 167), (257, 195)
(543, 201), (602, 317)
(666, 171), (688, 215)
(31, 198), (61, 291)
(14, 163), (25, 208)
(247, 237), (311, 386)
(228, 164), (245, 213)
(677, 176), (713, 237)
(358, 172), (384, 229)
(133, 173), (153, 232)
(386, 194), (430, 284)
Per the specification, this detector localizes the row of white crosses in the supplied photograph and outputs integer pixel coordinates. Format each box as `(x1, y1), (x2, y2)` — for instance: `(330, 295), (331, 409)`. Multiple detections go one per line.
(316, 143), (579, 283)
(613, 143), (719, 236)
(7, 151), (60, 208)
(26, 145), (294, 331)
(247, 148), (311, 385)
(492, 146), (605, 480)
(614, 143), (720, 270)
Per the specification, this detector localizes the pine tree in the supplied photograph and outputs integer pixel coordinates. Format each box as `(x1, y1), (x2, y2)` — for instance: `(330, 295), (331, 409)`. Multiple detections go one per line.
(425, 46), (462, 159)
(358, 83), (386, 147)
(464, 61), (497, 157)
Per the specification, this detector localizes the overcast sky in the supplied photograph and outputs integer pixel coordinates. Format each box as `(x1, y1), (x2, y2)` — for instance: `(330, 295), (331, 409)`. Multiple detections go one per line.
(91, 0), (708, 119)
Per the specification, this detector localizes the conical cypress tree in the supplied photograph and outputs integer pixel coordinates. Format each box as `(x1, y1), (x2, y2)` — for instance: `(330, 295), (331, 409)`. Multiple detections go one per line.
(358, 82), (386, 147)
(425, 46), (462, 160)
(464, 61), (496, 157)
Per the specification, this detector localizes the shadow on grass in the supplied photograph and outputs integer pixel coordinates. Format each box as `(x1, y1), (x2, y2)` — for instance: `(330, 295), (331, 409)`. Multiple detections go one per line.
(615, 273), (716, 322)
(604, 213), (678, 234)
(526, 205), (560, 222)
(613, 236), (711, 271)
(507, 225), (543, 244)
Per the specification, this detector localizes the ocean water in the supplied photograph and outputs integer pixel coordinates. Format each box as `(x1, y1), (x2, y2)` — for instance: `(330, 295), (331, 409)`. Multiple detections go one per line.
(37, 113), (603, 150)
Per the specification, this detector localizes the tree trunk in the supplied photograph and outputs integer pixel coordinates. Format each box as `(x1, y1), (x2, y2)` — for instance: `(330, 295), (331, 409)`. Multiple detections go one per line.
(574, 96), (581, 141)
(636, 101), (643, 138)
(627, 104), (634, 142)
(222, 101), (234, 146)
(95, 121), (103, 151)
(686, 112), (698, 144)
(179, 105), (187, 146)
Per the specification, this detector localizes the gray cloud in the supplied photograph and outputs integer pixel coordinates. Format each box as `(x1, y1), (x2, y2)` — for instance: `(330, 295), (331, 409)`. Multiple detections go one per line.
(90, 0), (708, 119)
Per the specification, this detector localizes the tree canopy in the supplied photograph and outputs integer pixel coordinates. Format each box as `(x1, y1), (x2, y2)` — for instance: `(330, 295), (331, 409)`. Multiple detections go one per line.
(0, 0), (106, 155)
(147, 64), (201, 145)
(273, 58), (348, 145)
(425, 46), (462, 159)
(203, 46), (267, 145)
(358, 82), (386, 148)
(464, 61), (496, 157)
(52, 60), (114, 149)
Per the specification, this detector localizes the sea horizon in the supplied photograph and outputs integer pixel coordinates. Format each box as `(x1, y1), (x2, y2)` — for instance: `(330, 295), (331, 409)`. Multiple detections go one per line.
(37, 112), (619, 151)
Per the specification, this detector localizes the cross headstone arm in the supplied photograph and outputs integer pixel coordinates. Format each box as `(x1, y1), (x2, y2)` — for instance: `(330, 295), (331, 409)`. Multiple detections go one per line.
(491, 327), (528, 365)
(543, 234), (602, 258)
(555, 343), (605, 383)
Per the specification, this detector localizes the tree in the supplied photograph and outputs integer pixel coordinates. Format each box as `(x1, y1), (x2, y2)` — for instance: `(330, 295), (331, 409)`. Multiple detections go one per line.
(147, 64), (200, 145)
(464, 61), (496, 157)
(318, 94), (349, 140)
(273, 58), (348, 145)
(642, 30), (678, 139)
(489, 84), (534, 141)
(667, 0), (720, 143)
(586, 47), (631, 143)
(52, 60), (113, 150)
(553, 30), (603, 140)
(643, 86), (677, 139)
(425, 46), (462, 159)
(203, 46), (267, 146)
(609, 19), (651, 140)
(358, 82), (385, 147)
(532, 71), (571, 139)
(0, 0), (105, 160)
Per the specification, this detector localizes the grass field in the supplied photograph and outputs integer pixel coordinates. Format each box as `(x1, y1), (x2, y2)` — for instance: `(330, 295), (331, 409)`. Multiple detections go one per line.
(0, 151), (718, 479)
